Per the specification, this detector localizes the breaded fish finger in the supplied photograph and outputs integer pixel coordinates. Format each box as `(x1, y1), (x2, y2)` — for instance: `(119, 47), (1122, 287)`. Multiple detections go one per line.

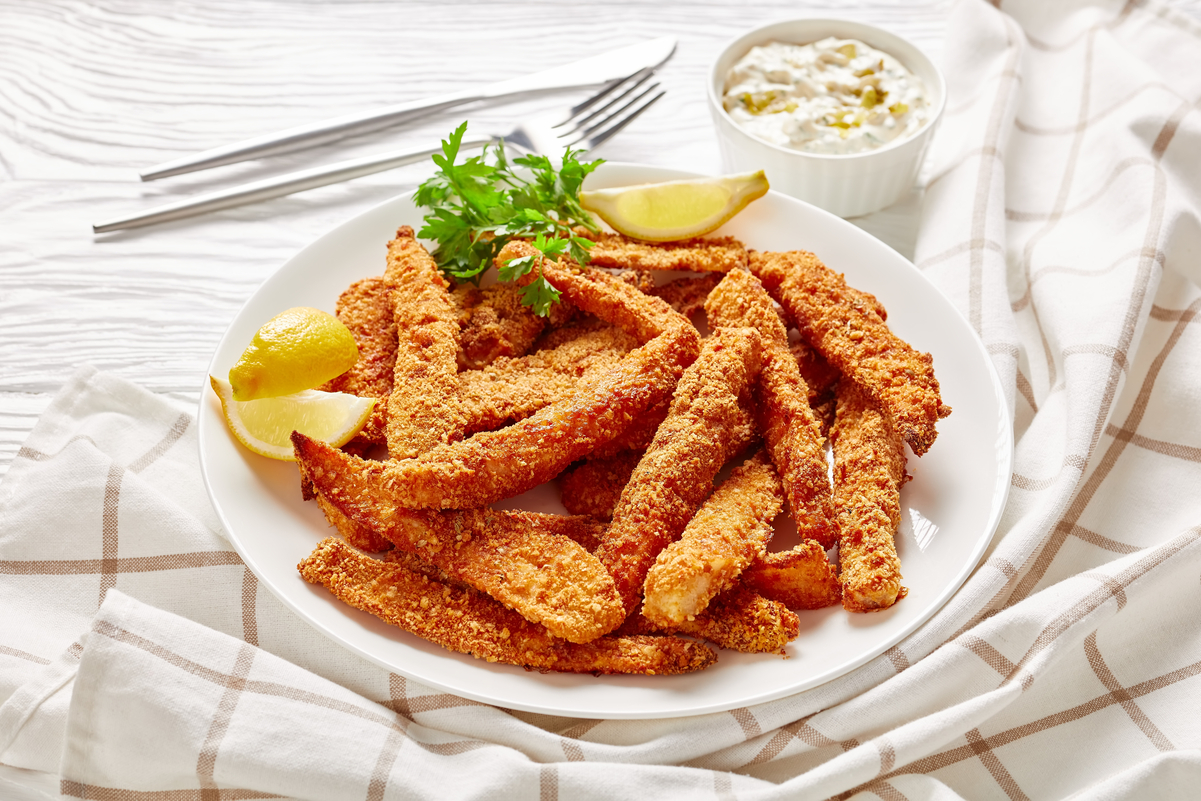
(326, 324), (637, 445)
(499, 240), (696, 344)
(642, 450), (784, 626)
(321, 276), (398, 399)
(650, 273), (724, 320)
(791, 338), (841, 406)
(300, 539), (716, 675)
(383, 225), (467, 458)
(559, 450), (645, 521)
(458, 326), (637, 434)
(707, 268), (837, 547)
(595, 327), (763, 620)
(621, 586), (799, 655)
(294, 445), (623, 643)
(578, 230), (748, 273)
(293, 322), (693, 510)
(832, 379), (909, 612)
(295, 246), (700, 510)
(559, 393), (761, 521)
(749, 250), (950, 455)
(742, 541), (842, 611)
(298, 458), (392, 553)
(451, 282), (577, 369)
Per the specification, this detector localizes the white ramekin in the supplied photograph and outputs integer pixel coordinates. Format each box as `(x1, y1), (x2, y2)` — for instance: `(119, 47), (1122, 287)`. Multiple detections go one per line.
(708, 18), (946, 219)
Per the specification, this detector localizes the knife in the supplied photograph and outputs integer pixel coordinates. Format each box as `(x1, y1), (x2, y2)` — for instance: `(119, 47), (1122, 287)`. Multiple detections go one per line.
(139, 36), (676, 181)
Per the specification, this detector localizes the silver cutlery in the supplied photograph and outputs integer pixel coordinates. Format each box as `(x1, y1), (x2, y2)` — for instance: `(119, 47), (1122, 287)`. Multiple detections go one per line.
(139, 36), (676, 181)
(93, 70), (664, 234)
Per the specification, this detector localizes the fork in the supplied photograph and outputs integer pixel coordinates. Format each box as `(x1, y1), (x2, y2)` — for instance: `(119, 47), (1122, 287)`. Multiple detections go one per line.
(92, 70), (664, 234)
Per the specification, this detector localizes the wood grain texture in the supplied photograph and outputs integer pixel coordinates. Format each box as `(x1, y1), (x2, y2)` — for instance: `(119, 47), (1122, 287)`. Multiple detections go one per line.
(2, 0), (1199, 478)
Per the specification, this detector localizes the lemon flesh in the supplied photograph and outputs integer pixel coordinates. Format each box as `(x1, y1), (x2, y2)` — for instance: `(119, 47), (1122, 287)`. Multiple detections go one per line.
(210, 377), (376, 461)
(229, 307), (359, 402)
(579, 171), (769, 243)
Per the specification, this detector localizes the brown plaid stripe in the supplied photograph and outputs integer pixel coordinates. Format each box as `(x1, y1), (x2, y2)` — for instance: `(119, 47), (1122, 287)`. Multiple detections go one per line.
(968, 14), (1022, 333)
(1014, 84), (1180, 136)
(915, 238), (1006, 272)
(60, 784), (283, 800)
(0, 552), (243, 575)
(1083, 632), (1174, 750)
(867, 649), (1201, 792)
(1105, 423), (1201, 464)
(952, 296), (1201, 638)
(729, 707), (762, 739)
(540, 765), (559, 801)
(381, 672), (488, 719)
(1003, 299), (1201, 608)
(198, 643), (257, 797)
(745, 713), (860, 767)
(713, 770), (735, 800)
(0, 644), (52, 665)
(822, 530), (1201, 797)
(83, 615), (511, 795)
(240, 568), (259, 647)
(1019, 248), (1165, 295)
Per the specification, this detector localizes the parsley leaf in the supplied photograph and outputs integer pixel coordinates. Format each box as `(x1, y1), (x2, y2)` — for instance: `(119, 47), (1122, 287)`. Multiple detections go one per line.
(415, 122), (604, 317)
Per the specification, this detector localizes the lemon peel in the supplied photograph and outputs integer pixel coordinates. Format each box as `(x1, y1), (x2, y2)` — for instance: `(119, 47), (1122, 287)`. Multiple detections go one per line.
(210, 376), (376, 461)
(229, 307), (358, 402)
(579, 171), (769, 243)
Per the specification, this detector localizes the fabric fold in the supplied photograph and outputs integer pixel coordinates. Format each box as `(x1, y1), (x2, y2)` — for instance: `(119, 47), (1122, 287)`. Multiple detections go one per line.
(2, 0), (1201, 796)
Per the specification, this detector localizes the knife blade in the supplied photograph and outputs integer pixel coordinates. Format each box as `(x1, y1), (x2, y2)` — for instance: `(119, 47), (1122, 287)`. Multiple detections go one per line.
(139, 36), (676, 181)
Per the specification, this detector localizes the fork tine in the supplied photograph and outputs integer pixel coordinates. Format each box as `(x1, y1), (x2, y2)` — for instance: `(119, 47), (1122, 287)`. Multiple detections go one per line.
(555, 68), (657, 132)
(562, 83), (664, 151)
(565, 66), (653, 117)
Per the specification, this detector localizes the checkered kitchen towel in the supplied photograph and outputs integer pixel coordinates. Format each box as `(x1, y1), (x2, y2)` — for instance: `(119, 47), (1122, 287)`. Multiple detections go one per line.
(3, 0), (1201, 797)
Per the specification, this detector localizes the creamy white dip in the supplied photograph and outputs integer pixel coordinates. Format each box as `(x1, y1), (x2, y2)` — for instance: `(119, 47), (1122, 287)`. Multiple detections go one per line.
(722, 38), (930, 155)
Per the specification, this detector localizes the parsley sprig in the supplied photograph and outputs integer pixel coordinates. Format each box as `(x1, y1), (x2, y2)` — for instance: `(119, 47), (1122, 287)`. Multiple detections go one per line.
(414, 122), (604, 316)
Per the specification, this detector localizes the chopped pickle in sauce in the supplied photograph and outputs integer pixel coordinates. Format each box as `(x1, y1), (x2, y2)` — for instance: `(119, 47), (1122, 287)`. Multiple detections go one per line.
(722, 37), (930, 154)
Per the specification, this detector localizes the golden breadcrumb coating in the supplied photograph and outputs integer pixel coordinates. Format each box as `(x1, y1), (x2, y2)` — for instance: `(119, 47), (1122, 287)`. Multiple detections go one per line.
(650, 273), (724, 320)
(299, 539), (716, 675)
(707, 268), (836, 547)
(450, 282), (577, 369)
(558, 450), (645, 520)
(790, 338), (841, 405)
(832, 379), (910, 613)
(676, 586), (798, 654)
(589, 400), (670, 459)
(559, 393), (759, 522)
(749, 250), (949, 456)
(293, 323), (692, 512)
(298, 458), (392, 553)
(500, 241), (696, 345)
(383, 226), (467, 458)
(530, 315), (612, 351)
(578, 230), (748, 273)
(296, 246), (700, 511)
(314, 493), (392, 554)
(642, 450), (784, 626)
(314, 276), (397, 448)
(743, 541), (842, 611)
(294, 440), (622, 643)
(458, 326), (637, 434)
(321, 276), (398, 399)
(621, 585), (799, 654)
(595, 327), (764, 620)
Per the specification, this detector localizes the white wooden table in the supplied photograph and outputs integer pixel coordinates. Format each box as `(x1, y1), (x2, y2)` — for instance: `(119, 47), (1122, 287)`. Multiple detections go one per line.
(1, 0), (1197, 480)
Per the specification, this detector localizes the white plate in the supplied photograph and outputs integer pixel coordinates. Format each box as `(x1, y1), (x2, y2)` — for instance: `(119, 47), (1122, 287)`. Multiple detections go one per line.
(199, 162), (1012, 719)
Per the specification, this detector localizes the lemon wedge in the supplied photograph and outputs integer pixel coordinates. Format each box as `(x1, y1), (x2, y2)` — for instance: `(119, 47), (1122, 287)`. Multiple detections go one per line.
(579, 171), (769, 242)
(229, 307), (359, 402)
(210, 376), (376, 461)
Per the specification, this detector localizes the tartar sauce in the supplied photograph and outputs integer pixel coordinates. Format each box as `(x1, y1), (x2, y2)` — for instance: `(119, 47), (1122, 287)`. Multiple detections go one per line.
(722, 38), (929, 155)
